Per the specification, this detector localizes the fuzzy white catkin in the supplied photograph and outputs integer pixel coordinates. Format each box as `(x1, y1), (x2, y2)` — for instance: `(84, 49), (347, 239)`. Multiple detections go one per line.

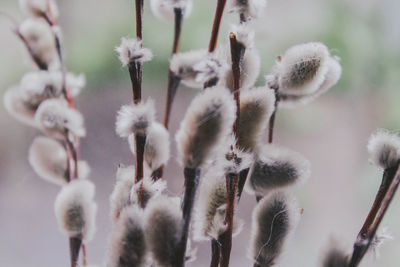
(3, 86), (38, 127)
(110, 165), (135, 220)
(115, 37), (153, 66)
(321, 239), (349, 267)
(238, 87), (275, 151)
(35, 98), (86, 139)
(275, 42), (330, 96)
(106, 206), (147, 267)
(367, 129), (400, 169)
(175, 86), (236, 168)
(170, 49), (208, 88)
(246, 144), (311, 196)
(192, 54), (230, 86)
(144, 122), (170, 171)
(248, 192), (299, 266)
(278, 56), (342, 108)
(150, 0), (193, 21)
(18, 18), (59, 70)
(28, 136), (68, 185)
(19, 0), (59, 19)
(130, 176), (166, 208)
(54, 179), (97, 241)
(115, 99), (155, 137)
(144, 196), (183, 266)
(229, 0), (267, 20)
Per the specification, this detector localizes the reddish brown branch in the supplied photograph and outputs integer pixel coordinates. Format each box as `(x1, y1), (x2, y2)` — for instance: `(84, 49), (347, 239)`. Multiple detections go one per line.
(135, 0), (144, 40)
(69, 237), (82, 267)
(268, 86), (280, 143)
(208, 0), (227, 53)
(349, 164), (400, 267)
(210, 238), (221, 267)
(135, 134), (146, 183)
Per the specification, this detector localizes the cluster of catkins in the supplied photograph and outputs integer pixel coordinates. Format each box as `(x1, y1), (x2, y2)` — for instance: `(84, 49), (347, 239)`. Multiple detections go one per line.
(106, 0), (343, 267)
(3, 0), (98, 266)
(6, 0), (399, 267)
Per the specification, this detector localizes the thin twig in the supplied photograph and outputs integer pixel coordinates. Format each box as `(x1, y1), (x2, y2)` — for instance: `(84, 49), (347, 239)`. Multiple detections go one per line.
(135, 0), (144, 40)
(135, 134), (146, 183)
(210, 238), (221, 267)
(208, 0), (227, 53)
(267, 85), (280, 143)
(81, 243), (88, 266)
(69, 237), (82, 267)
(349, 164), (400, 267)
(174, 167), (201, 267)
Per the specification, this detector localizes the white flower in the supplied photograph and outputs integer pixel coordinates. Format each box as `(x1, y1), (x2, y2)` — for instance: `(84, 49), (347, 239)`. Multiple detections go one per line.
(35, 98), (86, 139)
(54, 179), (97, 241)
(115, 99), (156, 137)
(115, 37), (153, 66)
(150, 0), (193, 21)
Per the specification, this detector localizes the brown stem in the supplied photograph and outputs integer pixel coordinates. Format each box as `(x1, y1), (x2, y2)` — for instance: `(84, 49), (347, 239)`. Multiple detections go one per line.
(236, 167), (250, 200)
(208, 0), (227, 53)
(128, 62), (142, 104)
(210, 238), (221, 267)
(135, 134), (146, 183)
(219, 173), (239, 267)
(135, 0), (144, 40)
(65, 138), (79, 180)
(69, 237), (82, 267)
(81, 243), (87, 266)
(174, 167), (201, 267)
(268, 86), (280, 143)
(172, 8), (184, 54)
(229, 33), (245, 141)
(349, 164), (400, 267)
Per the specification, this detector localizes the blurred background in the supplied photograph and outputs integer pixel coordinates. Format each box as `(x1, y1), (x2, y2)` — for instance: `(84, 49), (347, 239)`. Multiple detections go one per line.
(1, 0), (400, 266)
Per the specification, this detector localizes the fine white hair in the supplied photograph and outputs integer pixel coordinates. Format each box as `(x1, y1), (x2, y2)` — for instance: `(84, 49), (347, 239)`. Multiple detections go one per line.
(150, 0), (193, 21)
(115, 37), (153, 66)
(144, 122), (170, 171)
(175, 86), (236, 168)
(54, 179), (97, 241)
(115, 99), (156, 137)
(110, 165), (135, 221)
(35, 98), (86, 139)
(367, 129), (400, 169)
(3, 86), (38, 127)
(228, 0), (267, 21)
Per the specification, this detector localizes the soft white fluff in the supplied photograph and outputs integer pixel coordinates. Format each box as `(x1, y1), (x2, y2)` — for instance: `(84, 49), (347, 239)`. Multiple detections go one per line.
(238, 87), (276, 151)
(192, 54), (230, 86)
(115, 99), (155, 137)
(230, 23), (255, 49)
(144, 122), (170, 171)
(144, 195), (183, 266)
(193, 162), (244, 240)
(106, 206), (147, 267)
(278, 56), (342, 108)
(150, 0), (193, 21)
(320, 238), (349, 267)
(229, 0), (267, 20)
(175, 86), (236, 168)
(221, 134), (254, 174)
(130, 176), (167, 208)
(246, 144), (311, 196)
(54, 179), (97, 241)
(248, 192), (299, 266)
(19, 18), (58, 69)
(115, 37), (153, 66)
(367, 129), (400, 169)
(170, 49), (208, 88)
(110, 165), (135, 220)
(28, 136), (68, 185)
(19, 0), (59, 19)
(274, 42), (330, 96)
(369, 227), (393, 258)
(224, 46), (261, 90)
(3, 86), (38, 127)
(35, 98), (86, 139)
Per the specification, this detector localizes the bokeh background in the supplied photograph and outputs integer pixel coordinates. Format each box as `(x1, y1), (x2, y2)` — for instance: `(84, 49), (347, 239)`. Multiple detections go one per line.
(1, 0), (400, 266)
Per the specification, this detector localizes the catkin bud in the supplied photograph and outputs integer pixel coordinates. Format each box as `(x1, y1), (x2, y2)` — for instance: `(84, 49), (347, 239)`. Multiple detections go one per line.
(321, 239), (350, 267)
(18, 18), (59, 70)
(110, 165), (135, 220)
(144, 122), (170, 171)
(175, 86), (236, 168)
(19, 0), (59, 19)
(106, 206), (147, 267)
(367, 129), (400, 169)
(130, 176), (166, 208)
(228, 0), (267, 21)
(144, 196), (183, 266)
(115, 37), (153, 67)
(3, 86), (38, 127)
(246, 144), (311, 196)
(54, 179), (97, 241)
(248, 192), (299, 266)
(150, 0), (193, 21)
(238, 87), (276, 151)
(115, 99), (155, 137)
(35, 98), (86, 139)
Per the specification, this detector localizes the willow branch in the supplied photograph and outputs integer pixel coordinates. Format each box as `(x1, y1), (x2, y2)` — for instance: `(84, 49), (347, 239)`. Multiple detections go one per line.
(208, 0), (227, 53)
